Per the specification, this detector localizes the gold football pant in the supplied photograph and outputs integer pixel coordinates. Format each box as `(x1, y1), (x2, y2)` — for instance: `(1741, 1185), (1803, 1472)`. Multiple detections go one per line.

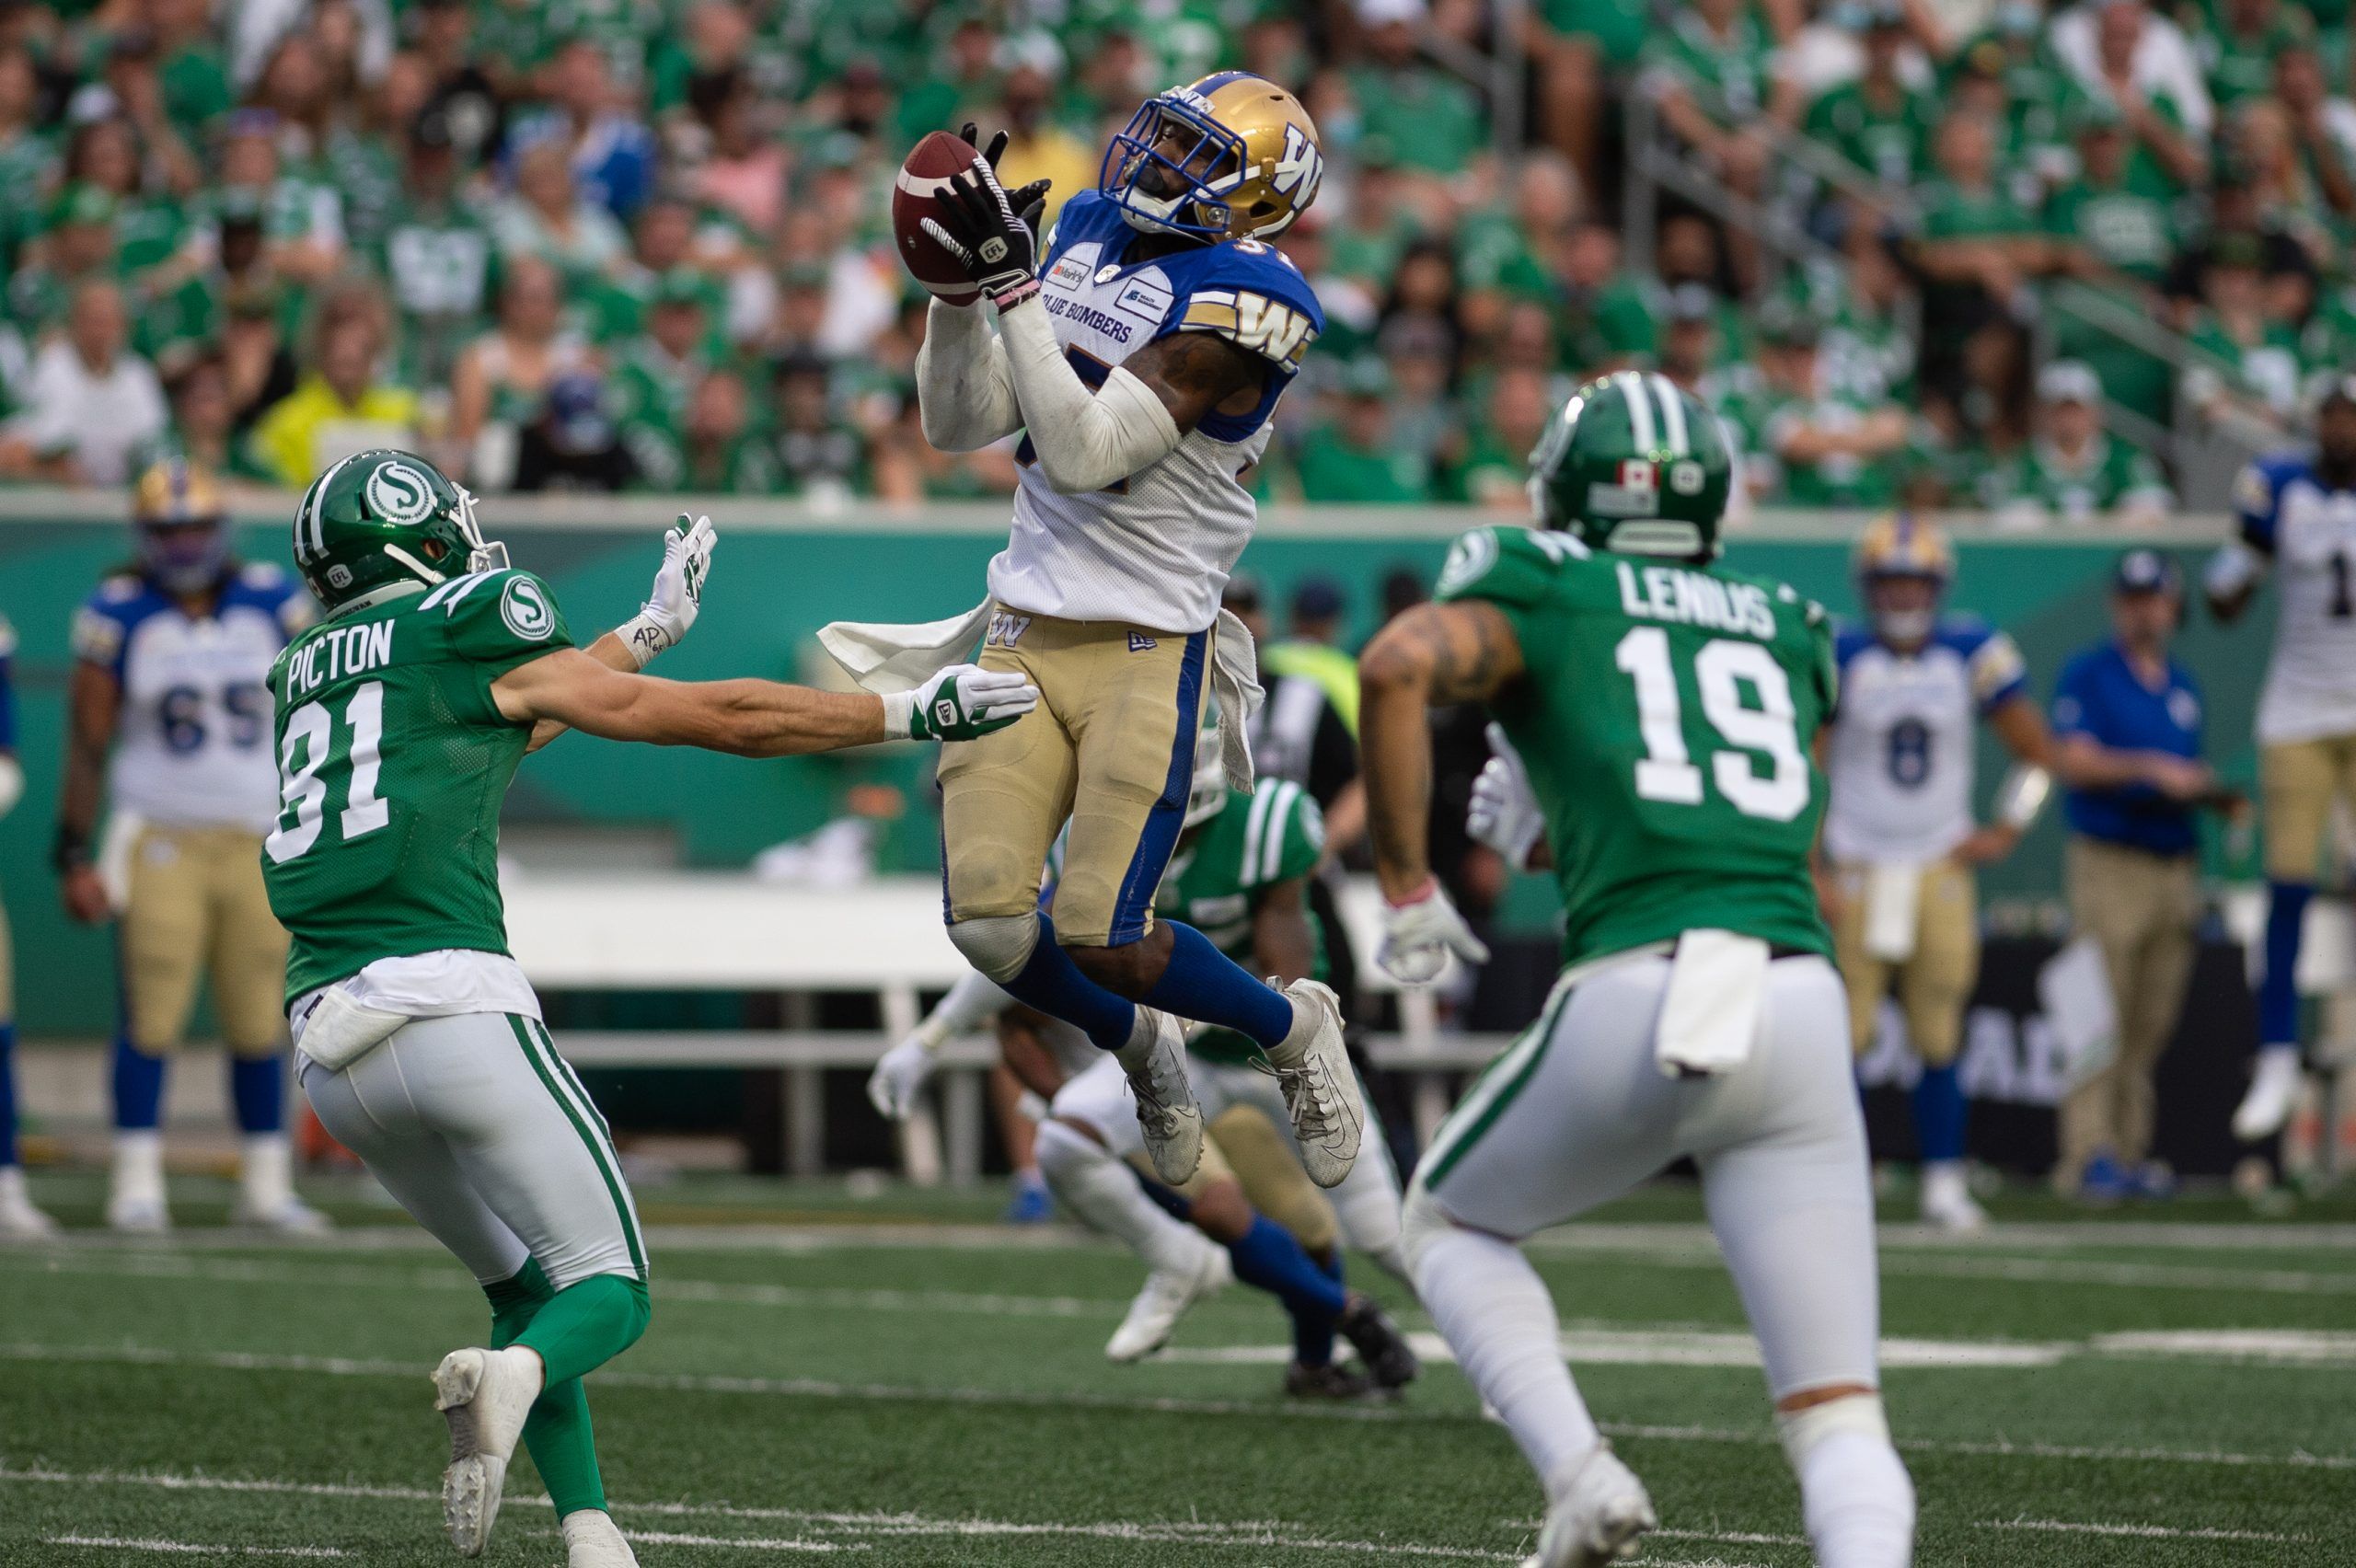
(1831, 859), (1979, 1066)
(2260, 734), (2356, 882)
(120, 824), (289, 1055)
(940, 607), (1210, 947)
(2056, 836), (2200, 1182)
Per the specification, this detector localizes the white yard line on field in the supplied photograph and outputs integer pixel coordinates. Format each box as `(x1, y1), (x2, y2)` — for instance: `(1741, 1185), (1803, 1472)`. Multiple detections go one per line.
(43, 1536), (346, 1558)
(4, 1346), (2352, 1472)
(0, 1467), (1762, 1566)
(1981, 1518), (2311, 1542)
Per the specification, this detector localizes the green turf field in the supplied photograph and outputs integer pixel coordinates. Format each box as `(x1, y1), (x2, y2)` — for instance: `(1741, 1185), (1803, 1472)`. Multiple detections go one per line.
(4, 1172), (2353, 1566)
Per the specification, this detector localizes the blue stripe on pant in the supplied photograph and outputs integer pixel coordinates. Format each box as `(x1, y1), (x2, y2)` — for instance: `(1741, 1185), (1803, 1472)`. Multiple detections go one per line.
(1105, 628), (1208, 948)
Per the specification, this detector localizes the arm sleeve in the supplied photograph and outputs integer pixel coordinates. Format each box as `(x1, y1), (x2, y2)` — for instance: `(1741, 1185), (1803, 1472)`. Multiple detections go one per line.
(996, 301), (1183, 494)
(914, 298), (1023, 453)
(441, 571), (576, 722)
(922, 968), (1015, 1043)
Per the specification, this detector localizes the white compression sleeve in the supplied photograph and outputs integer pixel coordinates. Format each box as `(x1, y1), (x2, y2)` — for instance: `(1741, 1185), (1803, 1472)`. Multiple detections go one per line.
(2204, 539), (2262, 599)
(997, 300), (1184, 494)
(916, 298), (1022, 452)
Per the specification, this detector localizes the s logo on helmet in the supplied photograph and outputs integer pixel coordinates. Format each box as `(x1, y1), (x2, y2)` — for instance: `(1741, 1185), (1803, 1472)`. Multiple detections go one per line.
(500, 576), (556, 641)
(1437, 528), (1499, 596)
(366, 460), (438, 526)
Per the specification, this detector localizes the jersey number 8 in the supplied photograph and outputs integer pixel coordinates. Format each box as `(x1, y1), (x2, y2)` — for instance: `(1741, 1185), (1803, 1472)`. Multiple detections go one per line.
(1613, 628), (1809, 822)
(265, 681), (389, 864)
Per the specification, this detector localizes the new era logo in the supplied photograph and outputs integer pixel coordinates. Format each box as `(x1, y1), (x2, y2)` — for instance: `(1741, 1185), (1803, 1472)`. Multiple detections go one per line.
(1127, 632), (1157, 652)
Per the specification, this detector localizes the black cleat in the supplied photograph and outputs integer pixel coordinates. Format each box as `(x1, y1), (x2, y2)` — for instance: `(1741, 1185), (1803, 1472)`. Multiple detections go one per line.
(1337, 1294), (1420, 1389)
(1285, 1360), (1374, 1400)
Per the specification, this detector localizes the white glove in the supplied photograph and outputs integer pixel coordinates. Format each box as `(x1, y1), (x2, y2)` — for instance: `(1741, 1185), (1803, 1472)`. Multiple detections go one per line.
(867, 1032), (941, 1121)
(885, 663), (1042, 742)
(0, 754), (21, 819)
(1467, 722), (1544, 870)
(1377, 877), (1492, 986)
(620, 513), (717, 668)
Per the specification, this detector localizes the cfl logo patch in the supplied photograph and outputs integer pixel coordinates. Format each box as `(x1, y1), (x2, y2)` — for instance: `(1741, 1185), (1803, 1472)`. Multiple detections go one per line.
(986, 612), (1031, 647)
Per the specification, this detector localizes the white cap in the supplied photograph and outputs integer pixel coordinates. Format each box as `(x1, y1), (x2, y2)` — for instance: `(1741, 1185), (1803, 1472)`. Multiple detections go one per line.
(1357, 0), (1426, 26)
(2037, 359), (2103, 405)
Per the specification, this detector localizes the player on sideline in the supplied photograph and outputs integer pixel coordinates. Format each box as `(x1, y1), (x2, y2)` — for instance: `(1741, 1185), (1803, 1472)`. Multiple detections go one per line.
(56, 462), (326, 1233)
(260, 451), (1033, 1565)
(2207, 378), (2356, 1142)
(1822, 514), (2051, 1232)
(1361, 375), (1914, 1568)
(831, 78), (1361, 1192)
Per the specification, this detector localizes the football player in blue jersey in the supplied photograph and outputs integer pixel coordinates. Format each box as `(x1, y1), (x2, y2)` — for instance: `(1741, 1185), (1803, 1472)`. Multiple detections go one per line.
(52, 462), (329, 1233)
(2207, 377), (2356, 1141)
(855, 75), (1365, 1198)
(0, 610), (53, 1237)
(1820, 515), (2053, 1231)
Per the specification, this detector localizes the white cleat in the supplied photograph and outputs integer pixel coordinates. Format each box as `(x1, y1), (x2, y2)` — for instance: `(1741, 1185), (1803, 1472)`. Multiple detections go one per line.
(232, 1194), (334, 1234)
(0, 1168), (58, 1239)
(106, 1193), (171, 1234)
(1919, 1166), (1988, 1234)
(1527, 1444), (1657, 1567)
(1117, 1008), (1203, 1184)
(562, 1508), (641, 1566)
(2233, 1048), (2305, 1143)
(433, 1344), (544, 1557)
(1258, 980), (1362, 1188)
(1106, 1243), (1231, 1363)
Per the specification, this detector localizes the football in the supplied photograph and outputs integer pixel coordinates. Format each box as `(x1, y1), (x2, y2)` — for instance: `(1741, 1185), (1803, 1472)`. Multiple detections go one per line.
(894, 131), (985, 306)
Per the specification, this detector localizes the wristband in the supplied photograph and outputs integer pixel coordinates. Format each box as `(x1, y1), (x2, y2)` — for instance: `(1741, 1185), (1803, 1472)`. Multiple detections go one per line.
(991, 278), (1043, 312)
(1385, 875), (1439, 909)
(881, 689), (916, 741)
(617, 611), (672, 671)
(52, 820), (90, 875)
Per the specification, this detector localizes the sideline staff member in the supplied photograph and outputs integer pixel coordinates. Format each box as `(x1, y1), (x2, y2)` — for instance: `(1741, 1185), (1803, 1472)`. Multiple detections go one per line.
(2050, 549), (2234, 1201)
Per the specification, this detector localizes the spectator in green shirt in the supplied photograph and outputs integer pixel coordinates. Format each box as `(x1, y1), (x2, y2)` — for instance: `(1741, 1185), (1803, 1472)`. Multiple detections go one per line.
(1803, 1), (1938, 190)
(1640, 0), (1792, 282)
(1990, 360), (2174, 527)
(1729, 306), (1911, 510)
(1449, 364), (1553, 510)
(1295, 356), (1437, 505)
(1347, 0), (1487, 182)
(376, 108), (495, 390)
(1528, 0), (1649, 194)
(2197, 0), (2316, 110)
(2180, 231), (2308, 434)
(1914, 108), (2048, 395)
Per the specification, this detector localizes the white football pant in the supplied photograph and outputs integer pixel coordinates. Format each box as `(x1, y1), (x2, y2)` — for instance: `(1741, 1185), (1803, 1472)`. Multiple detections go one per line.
(301, 1011), (645, 1291)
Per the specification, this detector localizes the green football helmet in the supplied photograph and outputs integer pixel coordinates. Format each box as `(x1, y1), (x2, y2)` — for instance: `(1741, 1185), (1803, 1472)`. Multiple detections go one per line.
(289, 450), (507, 613)
(1528, 371), (1734, 559)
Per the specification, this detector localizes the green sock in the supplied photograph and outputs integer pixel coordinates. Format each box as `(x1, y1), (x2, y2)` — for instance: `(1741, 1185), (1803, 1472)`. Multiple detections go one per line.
(480, 1264), (648, 1519)
(522, 1378), (607, 1516)
(515, 1273), (652, 1389)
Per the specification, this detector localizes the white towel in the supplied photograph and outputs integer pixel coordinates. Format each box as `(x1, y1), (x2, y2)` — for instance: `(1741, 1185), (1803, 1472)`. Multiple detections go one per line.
(818, 599), (1265, 793)
(292, 984), (410, 1073)
(1862, 861), (1923, 963)
(1654, 929), (1771, 1078)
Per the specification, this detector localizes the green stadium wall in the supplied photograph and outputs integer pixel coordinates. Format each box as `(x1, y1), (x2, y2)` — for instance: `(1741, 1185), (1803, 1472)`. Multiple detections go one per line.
(0, 502), (2261, 1036)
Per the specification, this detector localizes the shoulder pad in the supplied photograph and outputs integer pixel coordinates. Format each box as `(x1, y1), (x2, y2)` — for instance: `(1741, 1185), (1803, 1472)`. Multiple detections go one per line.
(1179, 285), (1320, 372)
(238, 561), (289, 591)
(1832, 623), (1875, 664)
(95, 573), (145, 605)
(1934, 613), (1996, 655)
(1436, 525), (1588, 607)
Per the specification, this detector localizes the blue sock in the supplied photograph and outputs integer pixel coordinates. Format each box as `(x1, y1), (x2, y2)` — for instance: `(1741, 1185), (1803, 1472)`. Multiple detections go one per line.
(0, 1022), (18, 1168)
(111, 1037), (166, 1131)
(992, 912), (1138, 1051)
(1139, 922), (1296, 1050)
(1228, 1216), (1347, 1365)
(1289, 1248), (1345, 1366)
(2259, 881), (2313, 1051)
(230, 1055), (284, 1136)
(1912, 1063), (1966, 1164)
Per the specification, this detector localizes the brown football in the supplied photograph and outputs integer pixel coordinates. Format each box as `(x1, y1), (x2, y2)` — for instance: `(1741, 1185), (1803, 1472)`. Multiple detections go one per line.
(894, 131), (985, 306)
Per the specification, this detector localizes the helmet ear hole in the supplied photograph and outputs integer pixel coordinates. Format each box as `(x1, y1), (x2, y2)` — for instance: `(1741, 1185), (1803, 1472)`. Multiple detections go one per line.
(421, 538), (449, 561)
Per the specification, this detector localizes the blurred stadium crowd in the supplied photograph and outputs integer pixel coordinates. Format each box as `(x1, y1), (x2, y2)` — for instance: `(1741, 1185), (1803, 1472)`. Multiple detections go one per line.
(0, 0), (2347, 516)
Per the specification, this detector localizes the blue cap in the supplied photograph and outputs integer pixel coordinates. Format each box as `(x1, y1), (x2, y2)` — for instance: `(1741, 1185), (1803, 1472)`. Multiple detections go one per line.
(2114, 548), (2181, 596)
(1291, 576), (1345, 622)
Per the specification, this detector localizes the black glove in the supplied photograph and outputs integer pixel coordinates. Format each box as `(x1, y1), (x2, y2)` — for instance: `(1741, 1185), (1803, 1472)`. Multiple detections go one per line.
(922, 124), (1050, 309)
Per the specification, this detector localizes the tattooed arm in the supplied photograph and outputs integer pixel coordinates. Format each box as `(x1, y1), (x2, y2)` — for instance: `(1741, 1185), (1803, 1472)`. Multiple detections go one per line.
(1357, 600), (1527, 901)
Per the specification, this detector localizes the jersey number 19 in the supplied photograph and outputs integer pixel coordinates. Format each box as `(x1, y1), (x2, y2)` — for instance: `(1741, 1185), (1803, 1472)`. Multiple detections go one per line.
(266, 681), (388, 864)
(1612, 628), (1809, 822)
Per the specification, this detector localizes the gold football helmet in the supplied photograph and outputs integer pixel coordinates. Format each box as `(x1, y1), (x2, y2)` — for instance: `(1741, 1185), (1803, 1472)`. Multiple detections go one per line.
(1099, 72), (1323, 242)
(133, 458), (232, 593)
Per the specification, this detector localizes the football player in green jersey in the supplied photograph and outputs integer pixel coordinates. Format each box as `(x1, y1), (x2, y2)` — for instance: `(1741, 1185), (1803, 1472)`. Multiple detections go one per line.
(1359, 374), (1914, 1568)
(263, 451), (1035, 1568)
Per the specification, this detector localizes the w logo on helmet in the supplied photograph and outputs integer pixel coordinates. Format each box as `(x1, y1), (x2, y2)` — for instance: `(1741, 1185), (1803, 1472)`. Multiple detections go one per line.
(1273, 123), (1322, 202)
(366, 459), (439, 526)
